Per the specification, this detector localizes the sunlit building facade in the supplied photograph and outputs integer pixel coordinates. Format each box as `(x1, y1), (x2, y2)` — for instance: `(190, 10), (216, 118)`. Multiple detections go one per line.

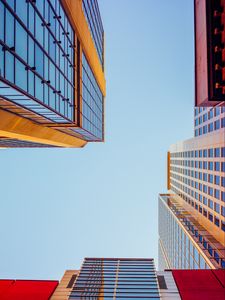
(159, 106), (225, 270)
(68, 258), (161, 299)
(0, 0), (105, 147)
(1, 260), (224, 299)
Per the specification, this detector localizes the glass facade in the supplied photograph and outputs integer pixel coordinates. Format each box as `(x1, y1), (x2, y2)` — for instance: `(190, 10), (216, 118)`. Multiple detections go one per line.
(82, 0), (104, 67)
(69, 53), (104, 141)
(158, 195), (225, 269)
(69, 258), (160, 299)
(0, 0), (75, 123)
(194, 107), (225, 137)
(0, 0), (105, 144)
(0, 137), (56, 148)
(170, 145), (225, 237)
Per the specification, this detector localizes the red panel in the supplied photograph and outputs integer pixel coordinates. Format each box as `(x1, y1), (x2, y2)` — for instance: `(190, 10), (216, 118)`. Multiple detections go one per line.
(0, 280), (58, 300)
(172, 270), (225, 300)
(213, 270), (225, 288)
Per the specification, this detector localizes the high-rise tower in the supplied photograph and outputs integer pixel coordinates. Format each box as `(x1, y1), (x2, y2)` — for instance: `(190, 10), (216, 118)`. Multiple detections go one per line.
(158, 0), (225, 271)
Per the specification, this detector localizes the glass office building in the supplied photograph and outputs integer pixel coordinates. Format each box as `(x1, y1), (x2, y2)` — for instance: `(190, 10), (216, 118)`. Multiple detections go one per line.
(158, 194), (224, 270)
(69, 258), (161, 299)
(159, 106), (225, 270)
(0, 0), (105, 147)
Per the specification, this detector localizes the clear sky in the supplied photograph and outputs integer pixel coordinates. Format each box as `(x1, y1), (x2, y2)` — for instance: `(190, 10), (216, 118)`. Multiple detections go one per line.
(0, 0), (194, 280)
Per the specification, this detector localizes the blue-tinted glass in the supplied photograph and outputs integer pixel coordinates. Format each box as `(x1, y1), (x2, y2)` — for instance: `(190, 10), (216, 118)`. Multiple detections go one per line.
(208, 199), (213, 209)
(16, 22), (27, 62)
(15, 59), (27, 91)
(16, 0), (27, 26)
(222, 117), (225, 128)
(29, 4), (35, 35)
(214, 175), (220, 185)
(6, 9), (14, 47)
(0, 48), (4, 77)
(222, 147), (225, 157)
(222, 192), (225, 202)
(35, 45), (44, 77)
(0, 2), (4, 42)
(28, 71), (34, 96)
(208, 174), (213, 183)
(6, 0), (15, 10)
(35, 76), (43, 101)
(214, 189), (220, 199)
(49, 89), (56, 109)
(214, 203), (220, 213)
(215, 162), (220, 171)
(35, 14), (44, 46)
(221, 206), (225, 217)
(35, 0), (44, 15)
(5, 52), (14, 83)
(49, 61), (55, 87)
(222, 177), (225, 187)
(214, 148), (220, 157)
(49, 35), (56, 62)
(214, 120), (220, 130)
(28, 37), (34, 67)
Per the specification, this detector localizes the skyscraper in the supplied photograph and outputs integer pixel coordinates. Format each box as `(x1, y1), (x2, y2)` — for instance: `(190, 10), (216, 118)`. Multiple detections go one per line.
(158, 0), (225, 271)
(0, 0), (106, 148)
(159, 107), (225, 270)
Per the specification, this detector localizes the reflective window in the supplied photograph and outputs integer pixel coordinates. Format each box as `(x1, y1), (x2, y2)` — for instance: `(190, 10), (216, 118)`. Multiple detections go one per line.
(82, 0), (104, 67)
(0, 0), (75, 123)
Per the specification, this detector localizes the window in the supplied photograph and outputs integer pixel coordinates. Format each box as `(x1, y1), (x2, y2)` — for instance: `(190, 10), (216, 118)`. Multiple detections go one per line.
(208, 110), (213, 119)
(208, 162), (213, 170)
(214, 189), (220, 200)
(214, 203), (220, 213)
(214, 120), (220, 130)
(222, 221), (225, 232)
(208, 149), (213, 157)
(208, 174), (213, 183)
(0, 0), (75, 123)
(208, 123), (213, 132)
(214, 148), (220, 157)
(222, 147), (225, 157)
(221, 177), (225, 187)
(221, 117), (225, 128)
(203, 113), (207, 122)
(214, 162), (220, 171)
(221, 206), (225, 217)
(203, 185), (207, 194)
(208, 213), (213, 222)
(203, 173), (207, 181)
(208, 199), (213, 209)
(214, 175), (220, 185)
(203, 149), (207, 157)
(208, 187), (213, 197)
(222, 192), (225, 202)
(214, 217), (219, 227)
(221, 162), (225, 172)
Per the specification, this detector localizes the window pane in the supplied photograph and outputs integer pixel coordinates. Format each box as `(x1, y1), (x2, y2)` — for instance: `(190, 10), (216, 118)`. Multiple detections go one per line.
(15, 59), (27, 91)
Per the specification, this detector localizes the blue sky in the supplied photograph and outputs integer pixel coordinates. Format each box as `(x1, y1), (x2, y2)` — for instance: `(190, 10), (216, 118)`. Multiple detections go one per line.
(0, 0), (194, 280)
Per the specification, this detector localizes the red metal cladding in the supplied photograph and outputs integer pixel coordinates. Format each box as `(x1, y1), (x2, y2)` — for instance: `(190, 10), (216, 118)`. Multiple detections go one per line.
(213, 269), (225, 287)
(195, 0), (225, 106)
(0, 280), (58, 300)
(172, 270), (225, 300)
